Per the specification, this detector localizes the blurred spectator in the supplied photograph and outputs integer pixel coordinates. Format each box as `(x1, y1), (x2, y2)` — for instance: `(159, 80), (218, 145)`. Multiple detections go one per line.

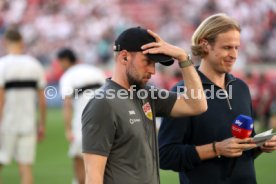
(0, 0), (275, 94)
(269, 99), (276, 129)
(257, 73), (274, 128)
(269, 80), (276, 129)
(244, 71), (260, 118)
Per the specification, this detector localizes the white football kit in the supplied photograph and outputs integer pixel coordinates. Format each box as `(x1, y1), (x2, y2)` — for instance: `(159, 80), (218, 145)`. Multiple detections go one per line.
(59, 64), (105, 157)
(0, 54), (46, 164)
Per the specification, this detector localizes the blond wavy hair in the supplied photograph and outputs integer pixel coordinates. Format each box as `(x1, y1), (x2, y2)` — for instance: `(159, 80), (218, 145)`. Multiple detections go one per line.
(191, 13), (241, 58)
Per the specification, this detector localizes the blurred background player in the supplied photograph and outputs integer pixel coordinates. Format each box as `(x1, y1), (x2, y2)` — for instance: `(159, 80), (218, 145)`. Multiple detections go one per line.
(57, 48), (106, 184)
(0, 28), (46, 184)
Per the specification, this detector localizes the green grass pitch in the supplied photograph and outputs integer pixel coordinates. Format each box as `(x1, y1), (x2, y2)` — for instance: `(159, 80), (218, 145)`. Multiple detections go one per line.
(1, 108), (276, 183)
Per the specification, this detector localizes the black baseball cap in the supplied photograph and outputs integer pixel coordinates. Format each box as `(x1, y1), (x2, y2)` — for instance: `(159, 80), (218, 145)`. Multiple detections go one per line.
(113, 27), (174, 66)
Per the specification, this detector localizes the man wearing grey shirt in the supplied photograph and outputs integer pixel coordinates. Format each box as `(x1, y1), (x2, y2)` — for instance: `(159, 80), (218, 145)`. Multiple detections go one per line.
(82, 27), (208, 184)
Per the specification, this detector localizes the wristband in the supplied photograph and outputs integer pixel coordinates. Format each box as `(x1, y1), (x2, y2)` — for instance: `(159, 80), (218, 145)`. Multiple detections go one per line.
(212, 142), (221, 158)
(178, 54), (193, 68)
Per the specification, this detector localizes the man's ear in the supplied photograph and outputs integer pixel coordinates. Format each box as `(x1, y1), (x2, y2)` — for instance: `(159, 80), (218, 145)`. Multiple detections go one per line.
(118, 50), (128, 64)
(124, 57), (128, 62)
(199, 39), (209, 52)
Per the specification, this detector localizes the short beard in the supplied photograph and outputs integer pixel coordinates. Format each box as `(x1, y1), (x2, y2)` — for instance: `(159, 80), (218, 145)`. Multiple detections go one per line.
(126, 70), (144, 89)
